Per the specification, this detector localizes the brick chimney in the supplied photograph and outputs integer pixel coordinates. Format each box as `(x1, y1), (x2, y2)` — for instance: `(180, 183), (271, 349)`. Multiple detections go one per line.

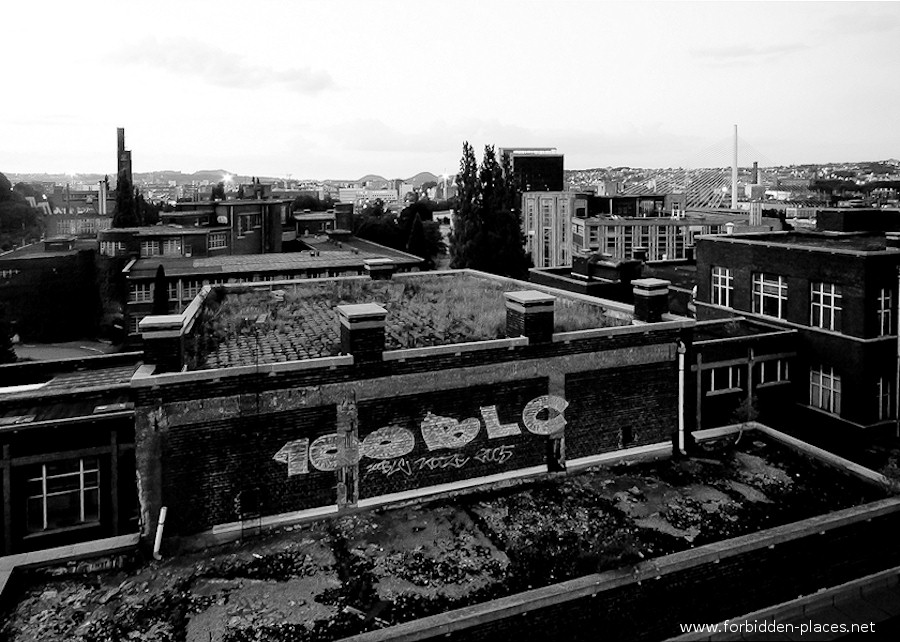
(364, 258), (395, 280)
(337, 303), (387, 362)
(505, 290), (555, 343)
(631, 278), (671, 323)
(139, 314), (185, 373)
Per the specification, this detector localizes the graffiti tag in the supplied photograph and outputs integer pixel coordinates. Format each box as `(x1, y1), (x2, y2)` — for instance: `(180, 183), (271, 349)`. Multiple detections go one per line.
(273, 394), (567, 476)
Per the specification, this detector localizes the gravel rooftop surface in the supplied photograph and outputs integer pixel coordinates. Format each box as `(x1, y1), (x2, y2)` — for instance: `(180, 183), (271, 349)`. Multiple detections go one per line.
(1, 436), (885, 642)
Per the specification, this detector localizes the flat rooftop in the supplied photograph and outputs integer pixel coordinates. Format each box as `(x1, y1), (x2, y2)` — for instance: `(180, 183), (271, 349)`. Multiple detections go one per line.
(103, 224), (226, 237)
(702, 231), (898, 253)
(693, 318), (793, 343)
(1, 434), (885, 640)
(195, 273), (631, 370)
(0, 239), (97, 261)
(128, 237), (421, 279)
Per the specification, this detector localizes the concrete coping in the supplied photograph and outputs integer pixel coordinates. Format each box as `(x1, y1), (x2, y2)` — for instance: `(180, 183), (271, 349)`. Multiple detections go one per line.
(138, 314), (184, 334)
(504, 290), (557, 307)
(382, 336), (529, 361)
(631, 277), (672, 291)
(336, 302), (388, 322)
(363, 258), (395, 267)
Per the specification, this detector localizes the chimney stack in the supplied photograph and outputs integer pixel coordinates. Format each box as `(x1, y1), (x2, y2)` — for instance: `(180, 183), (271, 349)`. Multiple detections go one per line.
(631, 278), (671, 323)
(140, 314), (185, 373)
(337, 303), (387, 362)
(505, 290), (556, 343)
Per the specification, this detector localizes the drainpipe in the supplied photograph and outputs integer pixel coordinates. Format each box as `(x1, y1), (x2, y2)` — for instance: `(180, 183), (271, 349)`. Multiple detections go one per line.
(153, 506), (167, 560)
(677, 340), (687, 455)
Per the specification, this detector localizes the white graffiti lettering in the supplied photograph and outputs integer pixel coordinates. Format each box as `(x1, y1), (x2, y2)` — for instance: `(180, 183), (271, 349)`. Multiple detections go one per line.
(276, 394), (568, 476)
(473, 444), (516, 465)
(273, 439), (309, 476)
(309, 434), (343, 472)
(365, 458), (413, 478)
(481, 406), (521, 439)
(522, 395), (569, 436)
(360, 425), (415, 460)
(415, 453), (471, 471)
(420, 412), (481, 451)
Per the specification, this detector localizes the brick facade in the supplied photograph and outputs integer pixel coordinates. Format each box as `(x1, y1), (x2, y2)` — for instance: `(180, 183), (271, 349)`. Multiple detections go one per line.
(133, 322), (688, 540)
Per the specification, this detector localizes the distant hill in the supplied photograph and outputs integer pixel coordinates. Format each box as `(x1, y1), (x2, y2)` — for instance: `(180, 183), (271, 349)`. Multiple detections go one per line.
(357, 174), (388, 185)
(405, 172), (439, 187)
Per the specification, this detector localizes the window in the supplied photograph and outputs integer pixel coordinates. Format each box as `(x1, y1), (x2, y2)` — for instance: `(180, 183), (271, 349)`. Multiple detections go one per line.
(130, 283), (153, 303)
(129, 316), (141, 335)
(182, 279), (202, 300)
(877, 377), (894, 420)
(758, 359), (789, 384)
(878, 288), (893, 336)
(752, 273), (787, 319)
(140, 240), (160, 257)
(238, 213), (261, 235)
(209, 232), (228, 250)
(99, 241), (125, 256)
(810, 365), (841, 415)
(162, 238), (182, 256)
(810, 282), (842, 331)
(0, 268), (20, 279)
(168, 282), (179, 301)
(711, 266), (733, 307)
(542, 228), (552, 267)
(709, 365), (742, 393)
(588, 226), (600, 247)
(26, 458), (100, 533)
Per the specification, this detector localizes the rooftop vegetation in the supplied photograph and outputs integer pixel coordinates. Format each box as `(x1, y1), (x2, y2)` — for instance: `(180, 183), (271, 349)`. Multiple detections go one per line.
(193, 274), (629, 369)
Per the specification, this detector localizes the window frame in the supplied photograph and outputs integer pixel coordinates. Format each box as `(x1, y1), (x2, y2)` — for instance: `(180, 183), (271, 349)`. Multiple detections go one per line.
(810, 281), (842, 331)
(708, 364), (743, 394)
(711, 266), (733, 308)
(752, 272), (788, 319)
(809, 365), (841, 415)
(26, 458), (101, 534)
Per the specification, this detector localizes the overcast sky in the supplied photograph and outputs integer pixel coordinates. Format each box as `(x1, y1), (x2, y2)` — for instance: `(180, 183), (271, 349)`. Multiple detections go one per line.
(2, 1), (898, 180)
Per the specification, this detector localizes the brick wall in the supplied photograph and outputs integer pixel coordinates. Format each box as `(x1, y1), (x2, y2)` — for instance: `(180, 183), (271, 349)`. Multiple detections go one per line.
(161, 405), (336, 535)
(565, 362), (677, 459)
(357, 379), (549, 499)
(135, 327), (684, 538)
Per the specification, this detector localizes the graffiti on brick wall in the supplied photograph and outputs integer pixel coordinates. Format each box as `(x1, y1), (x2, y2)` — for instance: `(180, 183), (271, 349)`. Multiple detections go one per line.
(273, 395), (567, 478)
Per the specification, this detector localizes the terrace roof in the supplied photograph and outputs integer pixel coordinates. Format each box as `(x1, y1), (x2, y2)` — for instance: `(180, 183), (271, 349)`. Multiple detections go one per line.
(128, 237), (421, 279)
(193, 273), (631, 370)
(702, 230), (898, 253)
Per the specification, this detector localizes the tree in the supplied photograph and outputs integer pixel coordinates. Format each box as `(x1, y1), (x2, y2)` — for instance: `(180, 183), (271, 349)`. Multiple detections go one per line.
(113, 169), (139, 227)
(211, 181), (226, 201)
(152, 264), (170, 315)
(449, 141), (482, 270)
(0, 172), (42, 250)
(448, 143), (529, 278)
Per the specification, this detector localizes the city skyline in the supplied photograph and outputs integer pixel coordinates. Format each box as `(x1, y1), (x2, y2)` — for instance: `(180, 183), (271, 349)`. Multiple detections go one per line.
(2, 1), (899, 179)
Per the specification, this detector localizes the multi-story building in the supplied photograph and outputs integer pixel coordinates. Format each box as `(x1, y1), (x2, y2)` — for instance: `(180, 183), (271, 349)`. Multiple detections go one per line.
(121, 233), (422, 337)
(0, 238), (101, 342)
(522, 190), (771, 268)
(499, 148), (565, 192)
(99, 198), (289, 260)
(695, 224), (900, 438)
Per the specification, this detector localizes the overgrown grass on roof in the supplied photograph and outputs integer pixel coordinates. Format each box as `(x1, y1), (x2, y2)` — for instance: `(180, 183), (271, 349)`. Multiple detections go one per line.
(193, 274), (627, 369)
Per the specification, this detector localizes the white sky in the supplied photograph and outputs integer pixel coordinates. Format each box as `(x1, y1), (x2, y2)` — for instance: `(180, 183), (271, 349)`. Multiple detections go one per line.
(1, 0), (898, 179)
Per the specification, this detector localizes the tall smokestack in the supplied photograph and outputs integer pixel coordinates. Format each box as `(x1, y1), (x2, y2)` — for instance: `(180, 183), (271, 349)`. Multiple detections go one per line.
(752, 161), (759, 185)
(732, 124), (738, 210)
